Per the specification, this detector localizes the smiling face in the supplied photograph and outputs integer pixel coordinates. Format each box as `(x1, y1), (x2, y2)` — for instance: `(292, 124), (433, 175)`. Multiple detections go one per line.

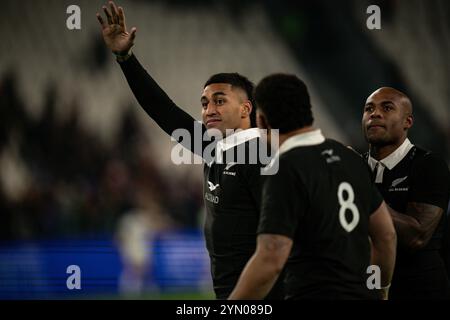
(201, 83), (252, 136)
(362, 87), (413, 147)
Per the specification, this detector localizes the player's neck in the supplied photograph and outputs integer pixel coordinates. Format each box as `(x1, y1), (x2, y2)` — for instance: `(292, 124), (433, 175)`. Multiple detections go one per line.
(238, 118), (252, 131)
(278, 126), (315, 147)
(369, 137), (406, 161)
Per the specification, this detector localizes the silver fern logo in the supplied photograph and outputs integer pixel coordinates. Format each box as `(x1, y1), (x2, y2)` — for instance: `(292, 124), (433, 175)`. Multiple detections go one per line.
(391, 176), (408, 187)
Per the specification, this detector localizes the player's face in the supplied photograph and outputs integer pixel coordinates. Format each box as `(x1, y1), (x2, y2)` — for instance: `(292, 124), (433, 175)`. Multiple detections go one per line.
(362, 90), (410, 146)
(201, 83), (249, 136)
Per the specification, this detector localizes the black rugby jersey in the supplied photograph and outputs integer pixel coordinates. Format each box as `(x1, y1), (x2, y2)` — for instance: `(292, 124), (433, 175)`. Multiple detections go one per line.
(259, 130), (383, 299)
(118, 54), (284, 299)
(365, 139), (450, 299)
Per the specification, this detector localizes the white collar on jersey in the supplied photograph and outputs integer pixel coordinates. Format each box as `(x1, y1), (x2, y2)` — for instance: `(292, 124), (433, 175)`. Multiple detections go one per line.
(367, 138), (414, 183)
(367, 138), (414, 171)
(216, 128), (261, 152)
(263, 129), (325, 172)
(278, 129), (325, 156)
(210, 128), (260, 166)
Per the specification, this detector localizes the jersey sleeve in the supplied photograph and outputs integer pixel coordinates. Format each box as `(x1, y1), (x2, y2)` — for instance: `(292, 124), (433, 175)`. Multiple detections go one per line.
(119, 54), (207, 157)
(257, 157), (307, 239)
(408, 153), (450, 210)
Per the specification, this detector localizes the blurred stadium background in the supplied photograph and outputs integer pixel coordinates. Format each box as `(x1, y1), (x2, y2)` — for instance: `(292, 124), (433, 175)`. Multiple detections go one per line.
(0, 0), (448, 299)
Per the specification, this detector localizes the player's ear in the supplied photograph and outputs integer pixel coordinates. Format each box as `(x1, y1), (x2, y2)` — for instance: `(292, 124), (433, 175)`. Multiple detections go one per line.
(241, 101), (252, 119)
(404, 114), (413, 130)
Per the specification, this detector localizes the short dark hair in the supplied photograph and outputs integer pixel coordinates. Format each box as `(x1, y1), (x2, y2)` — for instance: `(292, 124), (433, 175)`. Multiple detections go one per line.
(204, 73), (256, 127)
(255, 73), (314, 133)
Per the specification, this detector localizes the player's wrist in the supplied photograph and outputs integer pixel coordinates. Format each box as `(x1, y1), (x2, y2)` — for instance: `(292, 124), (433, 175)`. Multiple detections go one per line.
(113, 49), (132, 62)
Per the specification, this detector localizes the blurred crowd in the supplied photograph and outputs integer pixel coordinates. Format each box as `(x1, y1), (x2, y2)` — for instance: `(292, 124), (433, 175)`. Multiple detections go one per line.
(0, 72), (203, 241)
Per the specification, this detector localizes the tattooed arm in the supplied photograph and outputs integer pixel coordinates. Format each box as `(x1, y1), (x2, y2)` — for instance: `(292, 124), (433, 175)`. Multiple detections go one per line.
(388, 202), (443, 250)
(389, 152), (450, 250)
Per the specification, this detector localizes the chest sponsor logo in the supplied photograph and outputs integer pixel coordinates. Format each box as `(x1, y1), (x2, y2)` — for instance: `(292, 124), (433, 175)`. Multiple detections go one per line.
(207, 181), (220, 191)
(389, 187), (409, 192)
(204, 192), (219, 204)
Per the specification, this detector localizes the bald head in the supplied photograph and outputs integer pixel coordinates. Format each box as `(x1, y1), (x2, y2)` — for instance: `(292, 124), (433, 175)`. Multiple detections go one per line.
(362, 87), (414, 151)
(367, 87), (413, 117)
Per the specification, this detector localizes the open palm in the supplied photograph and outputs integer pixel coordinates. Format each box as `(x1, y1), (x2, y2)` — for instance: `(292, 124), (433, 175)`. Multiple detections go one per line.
(96, 1), (136, 54)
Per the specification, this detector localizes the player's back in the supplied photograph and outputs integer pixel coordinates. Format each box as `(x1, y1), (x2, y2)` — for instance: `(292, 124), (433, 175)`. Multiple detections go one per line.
(280, 139), (380, 299)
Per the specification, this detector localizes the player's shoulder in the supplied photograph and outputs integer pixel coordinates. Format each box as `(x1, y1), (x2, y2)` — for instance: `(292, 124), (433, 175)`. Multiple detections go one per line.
(410, 145), (449, 172)
(279, 138), (358, 160)
(278, 144), (310, 168)
(324, 138), (359, 153)
(320, 140), (374, 178)
(320, 139), (367, 163)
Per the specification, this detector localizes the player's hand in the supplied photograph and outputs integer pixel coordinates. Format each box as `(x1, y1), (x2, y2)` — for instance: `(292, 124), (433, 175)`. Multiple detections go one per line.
(96, 1), (136, 55)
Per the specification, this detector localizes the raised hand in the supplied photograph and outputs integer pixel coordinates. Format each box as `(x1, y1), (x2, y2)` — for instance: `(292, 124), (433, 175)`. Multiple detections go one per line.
(96, 1), (136, 55)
